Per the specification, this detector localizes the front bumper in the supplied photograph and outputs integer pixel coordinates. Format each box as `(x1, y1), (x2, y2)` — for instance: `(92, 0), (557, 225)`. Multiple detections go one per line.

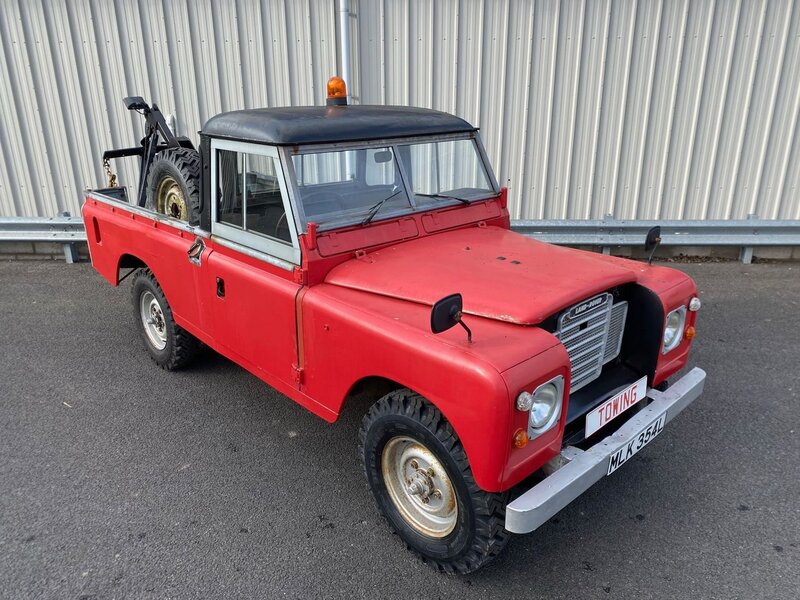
(505, 367), (706, 534)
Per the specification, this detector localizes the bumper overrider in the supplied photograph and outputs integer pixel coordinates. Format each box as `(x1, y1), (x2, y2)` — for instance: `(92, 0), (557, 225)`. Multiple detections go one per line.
(505, 367), (706, 534)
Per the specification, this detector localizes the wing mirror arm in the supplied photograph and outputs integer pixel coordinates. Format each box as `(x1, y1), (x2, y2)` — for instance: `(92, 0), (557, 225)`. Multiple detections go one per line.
(455, 312), (473, 343)
(431, 293), (473, 343)
(645, 226), (662, 265)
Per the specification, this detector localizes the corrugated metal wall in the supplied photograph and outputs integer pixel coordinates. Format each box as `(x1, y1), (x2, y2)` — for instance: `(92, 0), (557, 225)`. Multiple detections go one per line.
(351, 0), (800, 221)
(0, 0), (338, 218)
(1, 0), (798, 221)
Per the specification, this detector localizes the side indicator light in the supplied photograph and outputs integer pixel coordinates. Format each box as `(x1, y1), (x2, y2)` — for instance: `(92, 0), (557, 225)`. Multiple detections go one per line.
(685, 326), (696, 340)
(513, 429), (528, 449)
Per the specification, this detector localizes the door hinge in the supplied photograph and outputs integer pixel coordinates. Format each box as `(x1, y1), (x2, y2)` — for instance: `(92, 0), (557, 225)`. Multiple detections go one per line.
(293, 267), (307, 285)
(292, 364), (304, 384)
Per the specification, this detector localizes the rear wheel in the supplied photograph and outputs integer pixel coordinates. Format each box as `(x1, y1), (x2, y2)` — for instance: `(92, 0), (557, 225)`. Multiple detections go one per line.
(145, 147), (201, 225)
(131, 269), (200, 370)
(359, 389), (510, 573)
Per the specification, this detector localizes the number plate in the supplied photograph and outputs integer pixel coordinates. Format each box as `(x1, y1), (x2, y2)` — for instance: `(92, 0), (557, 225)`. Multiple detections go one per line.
(607, 412), (666, 475)
(585, 376), (647, 437)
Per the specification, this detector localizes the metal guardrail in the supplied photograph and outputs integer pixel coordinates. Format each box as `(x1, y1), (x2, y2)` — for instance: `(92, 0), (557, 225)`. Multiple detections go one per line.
(514, 217), (800, 263)
(0, 214), (86, 263)
(1, 215), (799, 264)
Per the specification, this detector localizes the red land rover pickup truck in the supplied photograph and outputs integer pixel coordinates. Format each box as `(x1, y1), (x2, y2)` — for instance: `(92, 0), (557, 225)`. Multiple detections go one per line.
(83, 80), (705, 573)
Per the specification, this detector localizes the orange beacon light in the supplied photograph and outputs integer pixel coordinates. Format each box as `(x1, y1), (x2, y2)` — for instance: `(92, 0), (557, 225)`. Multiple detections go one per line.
(326, 75), (348, 106)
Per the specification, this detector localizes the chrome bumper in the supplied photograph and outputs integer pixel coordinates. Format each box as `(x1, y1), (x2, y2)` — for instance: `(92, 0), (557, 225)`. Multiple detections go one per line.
(505, 367), (706, 534)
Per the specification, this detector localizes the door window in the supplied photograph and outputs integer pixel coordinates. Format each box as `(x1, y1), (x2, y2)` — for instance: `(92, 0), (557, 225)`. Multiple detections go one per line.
(212, 141), (300, 266)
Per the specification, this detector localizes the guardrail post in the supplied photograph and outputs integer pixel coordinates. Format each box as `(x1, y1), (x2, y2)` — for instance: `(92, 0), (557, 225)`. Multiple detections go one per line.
(739, 214), (757, 264)
(601, 214), (612, 254)
(58, 212), (80, 264)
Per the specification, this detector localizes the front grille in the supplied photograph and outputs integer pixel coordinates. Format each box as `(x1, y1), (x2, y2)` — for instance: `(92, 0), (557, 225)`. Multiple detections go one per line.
(556, 293), (628, 392)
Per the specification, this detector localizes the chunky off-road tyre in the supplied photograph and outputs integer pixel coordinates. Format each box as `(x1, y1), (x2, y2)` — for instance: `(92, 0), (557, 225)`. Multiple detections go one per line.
(131, 269), (200, 370)
(359, 389), (510, 574)
(145, 147), (201, 225)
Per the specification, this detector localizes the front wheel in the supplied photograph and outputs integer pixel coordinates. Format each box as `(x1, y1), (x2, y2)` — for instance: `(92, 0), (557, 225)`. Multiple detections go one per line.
(359, 389), (509, 574)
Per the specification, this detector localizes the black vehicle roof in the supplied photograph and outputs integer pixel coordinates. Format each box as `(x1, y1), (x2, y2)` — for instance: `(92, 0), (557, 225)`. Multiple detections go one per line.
(201, 105), (477, 145)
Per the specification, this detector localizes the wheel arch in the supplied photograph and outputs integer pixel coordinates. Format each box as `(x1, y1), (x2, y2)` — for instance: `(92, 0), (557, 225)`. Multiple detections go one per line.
(117, 252), (149, 283)
(118, 254), (176, 308)
(335, 371), (511, 491)
(337, 375), (406, 420)
(338, 373), (461, 420)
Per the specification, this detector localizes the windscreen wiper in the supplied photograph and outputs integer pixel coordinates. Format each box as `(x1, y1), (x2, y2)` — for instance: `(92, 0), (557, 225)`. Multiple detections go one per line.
(414, 192), (471, 205)
(361, 189), (405, 225)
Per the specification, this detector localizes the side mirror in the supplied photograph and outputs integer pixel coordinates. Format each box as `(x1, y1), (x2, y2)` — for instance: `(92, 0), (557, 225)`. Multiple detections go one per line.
(644, 226), (661, 253)
(644, 226), (662, 265)
(431, 293), (472, 342)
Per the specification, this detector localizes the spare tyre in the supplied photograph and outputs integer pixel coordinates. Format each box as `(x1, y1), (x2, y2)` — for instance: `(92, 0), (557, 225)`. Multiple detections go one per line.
(145, 147), (201, 225)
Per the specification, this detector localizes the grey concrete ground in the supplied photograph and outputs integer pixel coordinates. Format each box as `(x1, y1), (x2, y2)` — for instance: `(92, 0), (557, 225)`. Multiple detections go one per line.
(0, 261), (798, 600)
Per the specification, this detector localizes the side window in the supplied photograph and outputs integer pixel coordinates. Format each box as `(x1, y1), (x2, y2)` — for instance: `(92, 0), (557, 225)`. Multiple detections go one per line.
(215, 150), (291, 244)
(244, 154), (290, 242)
(218, 150), (244, 227)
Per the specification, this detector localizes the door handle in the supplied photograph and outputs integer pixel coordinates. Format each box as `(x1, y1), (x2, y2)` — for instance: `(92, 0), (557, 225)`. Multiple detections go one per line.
(216, 277), (225, 298)
(187, 238), (205, 266)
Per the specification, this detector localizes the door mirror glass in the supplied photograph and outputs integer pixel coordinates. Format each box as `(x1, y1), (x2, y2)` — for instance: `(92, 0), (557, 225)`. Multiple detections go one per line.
(644, 226), (661, 253)
(431, 293), (464, 334)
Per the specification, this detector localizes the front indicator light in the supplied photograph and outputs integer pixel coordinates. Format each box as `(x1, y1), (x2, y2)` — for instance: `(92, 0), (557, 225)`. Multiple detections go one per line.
(513, 429), (528, 449)
(685, 326), (696, 340)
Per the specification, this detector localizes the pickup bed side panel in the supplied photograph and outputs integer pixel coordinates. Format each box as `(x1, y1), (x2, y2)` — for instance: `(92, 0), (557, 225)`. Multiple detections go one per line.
(82, 198), (204, 331)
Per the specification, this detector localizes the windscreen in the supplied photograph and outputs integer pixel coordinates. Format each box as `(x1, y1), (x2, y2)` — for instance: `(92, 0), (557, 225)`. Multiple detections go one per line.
(290, 137), (496, 230)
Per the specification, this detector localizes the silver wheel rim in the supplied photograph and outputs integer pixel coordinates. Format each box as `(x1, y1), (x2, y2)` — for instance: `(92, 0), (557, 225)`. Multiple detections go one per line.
(140, 290), (167, 351)
(381, 436), (458, 538)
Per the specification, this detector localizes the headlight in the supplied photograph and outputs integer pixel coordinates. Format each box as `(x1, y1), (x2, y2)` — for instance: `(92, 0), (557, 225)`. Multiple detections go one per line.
(662, 306), (686, 354)
(530, 383), (558, 429)
(519, 376), (564, 437)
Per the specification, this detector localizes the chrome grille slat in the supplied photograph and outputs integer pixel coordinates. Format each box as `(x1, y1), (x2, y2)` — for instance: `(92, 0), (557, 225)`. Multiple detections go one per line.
(570, 350), (605, 372)
(555, 293), (629, 393)
(570, 361), (601, 383)
(560, 329), (607, 353)
(604, 301), (628, 363)
(567, 339), (608, 363)
(558, 319), (608, 344)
